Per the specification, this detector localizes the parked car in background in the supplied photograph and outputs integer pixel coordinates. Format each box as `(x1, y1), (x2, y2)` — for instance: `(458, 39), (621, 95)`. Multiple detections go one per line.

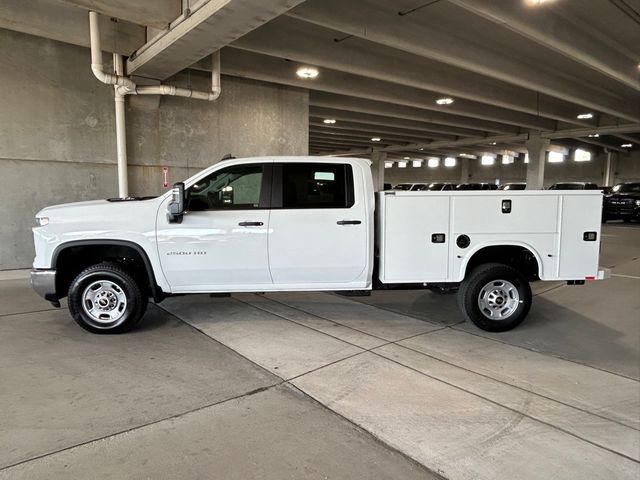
(383, 183), (392, 191)
(456, 183), (496, 191)
(602, 182), (640, 222)
(499, 183), (527, 191)
(412, 183), (456, 191)
(548, 182), (599, 190)
(393, 183), (415, 191)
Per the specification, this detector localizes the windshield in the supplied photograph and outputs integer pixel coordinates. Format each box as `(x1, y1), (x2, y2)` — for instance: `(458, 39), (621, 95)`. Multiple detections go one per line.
(549, 183), (583, 190)
(501, 183), (526, 191)
(612, 183), (640, 193)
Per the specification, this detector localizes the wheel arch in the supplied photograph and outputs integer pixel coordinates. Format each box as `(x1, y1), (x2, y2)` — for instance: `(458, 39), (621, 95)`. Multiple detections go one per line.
(459, 242), (543, 281)
(52, 240), (164, 302)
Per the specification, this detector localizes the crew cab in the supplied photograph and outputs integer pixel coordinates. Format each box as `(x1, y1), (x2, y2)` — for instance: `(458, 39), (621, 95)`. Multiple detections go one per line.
(31, 156), (606, 334)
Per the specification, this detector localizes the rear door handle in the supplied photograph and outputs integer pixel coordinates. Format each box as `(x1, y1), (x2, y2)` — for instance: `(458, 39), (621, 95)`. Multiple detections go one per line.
(337, 220), (362, 225)
(238, 221), (263, 227)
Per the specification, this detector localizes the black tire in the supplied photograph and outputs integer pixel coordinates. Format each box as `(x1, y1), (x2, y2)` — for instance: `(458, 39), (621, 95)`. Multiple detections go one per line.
(458, 263), (532, 332)
(68, 262), (147, 334)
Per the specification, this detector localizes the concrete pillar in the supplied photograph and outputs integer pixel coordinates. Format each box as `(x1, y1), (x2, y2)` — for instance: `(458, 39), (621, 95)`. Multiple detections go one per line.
(603, 151), (617, 186)
(525, 134), (550, 190)
(459, 158), (470, 184)
(371, 150), (387, 191)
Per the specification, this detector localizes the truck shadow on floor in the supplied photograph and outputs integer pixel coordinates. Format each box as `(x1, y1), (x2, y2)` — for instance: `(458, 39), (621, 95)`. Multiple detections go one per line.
(351, 289), (637, 379)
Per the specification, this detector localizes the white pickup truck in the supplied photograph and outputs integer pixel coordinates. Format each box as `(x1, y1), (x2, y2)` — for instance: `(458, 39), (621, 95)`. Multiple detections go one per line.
(31, 156), (605, 334)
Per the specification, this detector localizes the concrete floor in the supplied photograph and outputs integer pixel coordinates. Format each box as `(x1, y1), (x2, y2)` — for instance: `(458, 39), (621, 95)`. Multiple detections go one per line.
(1, 223), (638, 479)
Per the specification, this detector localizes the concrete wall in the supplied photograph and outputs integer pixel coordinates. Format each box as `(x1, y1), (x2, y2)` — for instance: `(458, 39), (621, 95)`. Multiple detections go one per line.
(383, 151), (640, 187)
(0, 28), (309, 269)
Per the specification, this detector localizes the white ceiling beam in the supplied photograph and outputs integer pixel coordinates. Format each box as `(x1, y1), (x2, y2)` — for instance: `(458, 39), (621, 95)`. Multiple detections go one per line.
(127, 0), (305, 79)
(309, 120), (454, 142)
(309, 105), (486, 138)
(233, 15), (588, 125)
(324, 124), (640, 156)
(57, 0), (180, 29)
(450, 0), (640, 91)
(214, 48), (545, 132)
(287, 0), (640, 122)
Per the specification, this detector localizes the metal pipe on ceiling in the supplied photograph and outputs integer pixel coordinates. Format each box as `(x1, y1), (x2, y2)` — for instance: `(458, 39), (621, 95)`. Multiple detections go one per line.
(88, 10), (221, 197)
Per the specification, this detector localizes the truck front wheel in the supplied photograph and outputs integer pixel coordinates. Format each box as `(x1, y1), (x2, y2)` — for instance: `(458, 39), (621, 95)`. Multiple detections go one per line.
(68, 262), (148, 334)
(458, 263), (532, 332)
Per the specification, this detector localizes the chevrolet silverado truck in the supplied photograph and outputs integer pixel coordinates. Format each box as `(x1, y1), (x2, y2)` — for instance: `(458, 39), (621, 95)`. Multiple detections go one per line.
(31, 156), (606, 334)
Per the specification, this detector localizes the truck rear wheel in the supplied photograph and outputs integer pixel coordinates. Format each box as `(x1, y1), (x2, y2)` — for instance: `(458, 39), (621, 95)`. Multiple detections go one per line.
(68, 262), (147, 334)
(458, 263), (532, 332)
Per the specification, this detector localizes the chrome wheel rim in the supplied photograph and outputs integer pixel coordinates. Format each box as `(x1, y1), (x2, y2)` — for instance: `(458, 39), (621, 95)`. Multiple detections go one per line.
(477, 279), (520, 321)
(81, 280), (127, 327)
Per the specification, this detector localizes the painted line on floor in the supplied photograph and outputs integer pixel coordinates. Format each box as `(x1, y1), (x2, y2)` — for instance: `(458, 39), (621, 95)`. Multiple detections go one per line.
(611, 274), (640, 280)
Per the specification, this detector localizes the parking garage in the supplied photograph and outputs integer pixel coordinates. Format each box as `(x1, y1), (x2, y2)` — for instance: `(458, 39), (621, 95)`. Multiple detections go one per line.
(0, 1), (639, 479)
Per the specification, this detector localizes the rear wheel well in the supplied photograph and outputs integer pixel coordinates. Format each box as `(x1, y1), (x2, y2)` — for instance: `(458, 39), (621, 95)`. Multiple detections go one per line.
(465, 245), (539, 281)
(53, 243), (160, 300)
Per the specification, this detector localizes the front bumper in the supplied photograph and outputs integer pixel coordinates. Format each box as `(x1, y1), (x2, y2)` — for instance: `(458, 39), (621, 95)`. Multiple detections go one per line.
(30, 269), (59, 306)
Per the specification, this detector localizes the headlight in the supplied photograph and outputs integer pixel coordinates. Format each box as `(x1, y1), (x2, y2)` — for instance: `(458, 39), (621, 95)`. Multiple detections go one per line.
(35, 216), (49, 226)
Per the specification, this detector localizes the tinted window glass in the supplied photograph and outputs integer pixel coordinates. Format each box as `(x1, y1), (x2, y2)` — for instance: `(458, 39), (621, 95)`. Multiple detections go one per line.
(613, 183), (640, 193)
(187, 164), (263, 211)
(282, 163), (353, 209)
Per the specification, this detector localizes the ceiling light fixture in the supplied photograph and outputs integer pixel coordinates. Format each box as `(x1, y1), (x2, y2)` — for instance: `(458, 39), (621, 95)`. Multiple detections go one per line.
(587, 134), (599, 138)
(323, 119), (336, 124)
(403, 156), (411, 160)
(371, 137), (381, 142)
(444, 157), (456, 167)
(621, 143), (633, 148)
(296, 66), (319, 79)
(577, 113), (594, 120)
(427, 157), (439, 168)
(436, 97), (454, 105)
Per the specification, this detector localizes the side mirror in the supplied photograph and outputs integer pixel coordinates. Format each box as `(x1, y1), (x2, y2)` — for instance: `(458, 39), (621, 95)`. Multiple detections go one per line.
(167, 182), (185, 224)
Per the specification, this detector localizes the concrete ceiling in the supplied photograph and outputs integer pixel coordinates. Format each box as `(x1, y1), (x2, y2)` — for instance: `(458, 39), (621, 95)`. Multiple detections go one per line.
(0, 0), (639, 158)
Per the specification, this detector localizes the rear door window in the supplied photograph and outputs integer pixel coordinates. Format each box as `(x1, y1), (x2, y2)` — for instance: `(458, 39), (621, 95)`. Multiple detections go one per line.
(279, 163), (354, 209)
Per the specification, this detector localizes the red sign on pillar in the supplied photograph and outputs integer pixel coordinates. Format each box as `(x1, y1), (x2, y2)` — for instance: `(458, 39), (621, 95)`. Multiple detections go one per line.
(162, 167), (169, 188)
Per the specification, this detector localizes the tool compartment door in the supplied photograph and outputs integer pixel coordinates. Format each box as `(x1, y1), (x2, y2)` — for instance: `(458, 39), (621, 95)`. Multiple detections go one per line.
(381, 194), (450, 282)
(558, 194), (602, 279)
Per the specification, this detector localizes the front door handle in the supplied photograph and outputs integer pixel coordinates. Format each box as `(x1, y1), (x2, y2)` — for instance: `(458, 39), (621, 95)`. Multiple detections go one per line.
(337, 220), (362, 225)
(238, 221), (264, 227)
